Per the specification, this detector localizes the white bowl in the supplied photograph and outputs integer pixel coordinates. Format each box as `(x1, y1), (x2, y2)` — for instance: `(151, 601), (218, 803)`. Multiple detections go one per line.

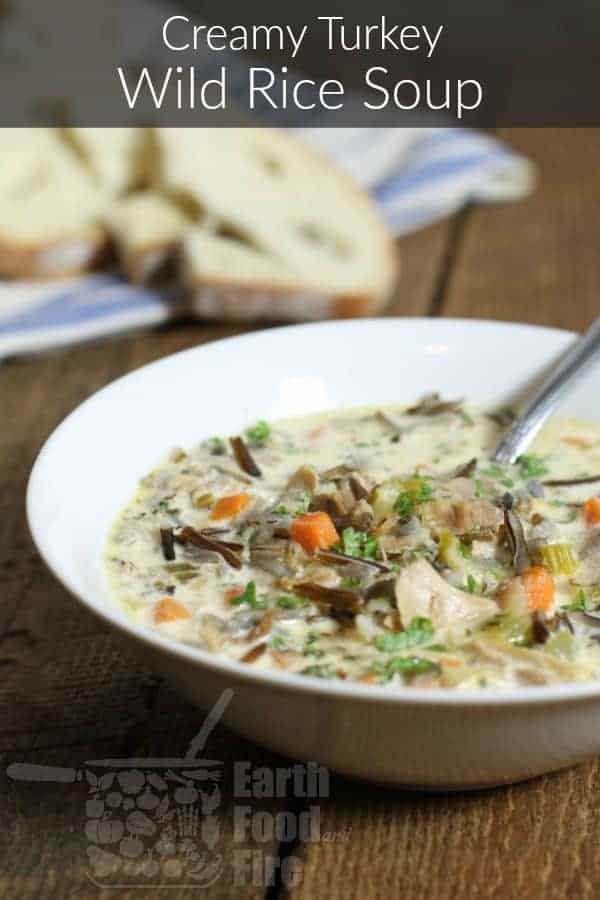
(27, 318), (600, 789)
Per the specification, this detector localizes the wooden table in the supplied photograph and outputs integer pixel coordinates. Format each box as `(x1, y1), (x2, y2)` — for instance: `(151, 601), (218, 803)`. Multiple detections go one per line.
(3, 129), (600, 899)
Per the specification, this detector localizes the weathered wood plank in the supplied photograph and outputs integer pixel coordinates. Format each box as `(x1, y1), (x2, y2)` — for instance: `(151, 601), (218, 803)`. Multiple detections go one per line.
(291, 764), (600, 900)
(442, 128), (600, 332)
(387, 223), (458, 317)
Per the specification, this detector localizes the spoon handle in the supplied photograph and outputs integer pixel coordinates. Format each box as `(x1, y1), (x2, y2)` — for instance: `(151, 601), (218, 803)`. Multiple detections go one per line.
(491, 316), (600, 464)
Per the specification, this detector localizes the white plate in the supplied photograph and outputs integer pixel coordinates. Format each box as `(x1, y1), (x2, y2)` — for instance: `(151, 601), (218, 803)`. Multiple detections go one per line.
(27, 318), (600, 788)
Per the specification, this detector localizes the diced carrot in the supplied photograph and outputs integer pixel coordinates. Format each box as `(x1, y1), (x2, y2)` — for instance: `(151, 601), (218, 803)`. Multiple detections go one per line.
(521, 566), (555, 612)
(290, 512), (339, 554)
(154, 597), (191, 623)
(210, 492), (252, 520)
(358, 673), (377, 684)
(583, 497), (600, 526)
(441, 658), (461, 668)
(308, 426), (325, 439)
(224, 587), (244, 602)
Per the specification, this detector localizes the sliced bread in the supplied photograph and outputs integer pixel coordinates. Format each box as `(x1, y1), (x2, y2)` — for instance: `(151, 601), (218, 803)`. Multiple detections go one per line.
(0, 129), (109, 278)
(67, 128), (155, 195)
(107, 191), (187, 282)
(0, 127), (397, 317)
(157, 128), (397, 320)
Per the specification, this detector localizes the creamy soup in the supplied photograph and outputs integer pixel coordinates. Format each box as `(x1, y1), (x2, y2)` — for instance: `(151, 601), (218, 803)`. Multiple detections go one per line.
(107, 395), (600, 690)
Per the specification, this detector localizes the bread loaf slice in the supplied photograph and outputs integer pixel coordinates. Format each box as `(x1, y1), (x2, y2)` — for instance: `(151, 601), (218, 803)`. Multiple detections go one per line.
(0, 129), (109, 278)
(157, 128), (397, 320)
(107, 192), (187, 282)
(0, 127), (397, 318)
(67, 128), (155, 195)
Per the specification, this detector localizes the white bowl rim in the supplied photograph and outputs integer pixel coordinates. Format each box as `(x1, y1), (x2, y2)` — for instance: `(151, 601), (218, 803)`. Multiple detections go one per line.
(27, 315), (600, 709)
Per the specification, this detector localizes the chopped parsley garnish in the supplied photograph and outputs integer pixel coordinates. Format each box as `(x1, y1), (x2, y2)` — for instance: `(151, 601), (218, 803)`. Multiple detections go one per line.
(337, 527), (377, 560)
(480, 464), (509, 480)
(269, 633), (288, 651)
(301, 664), (336, 678)
(276, 595), (307, 609)
(473, 478), (485, 498)
(374, 617), (434, 652)
(229, 581), (267, 610)
(295, 491), (311, 515)
(460, 411), (475, 426)
(203, 436), (226, 455)
(517, 453), (548, 478)
(562, 590), (587, 612)
(393, 480), (434, 518)
(245, 420), (271, 447)
(466, 574), (478, 594)
(273, 504), (290, 515)
(155, 498), (180, 517)
(380, 656), (440, 681)
(341, 576), (363, 589)
(303, 634), (324, 658)
(458, 540), (472, 559)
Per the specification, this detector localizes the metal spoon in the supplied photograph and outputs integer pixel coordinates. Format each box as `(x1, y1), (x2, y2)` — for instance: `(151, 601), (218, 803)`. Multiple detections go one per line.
(491, 315), (600, 464)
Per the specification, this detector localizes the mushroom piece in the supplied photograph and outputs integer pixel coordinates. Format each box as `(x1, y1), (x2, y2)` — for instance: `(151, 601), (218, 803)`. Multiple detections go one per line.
(311, 487), (355, 517)
(347, 473), (372, 501)
(495, 576), (528, 616)
(292, 582), (363, 616)
(419, 500), (456, 536)
(350, 498), (375, 531)
(450, 458), (478, 479)
(377, 534), (418, 556)
(406, 393), (464, 416)
(394, 559), (498, 632)
(454, 500), (503, 534)
(420, 499), (501, 538)
(287, 465), (319, 492)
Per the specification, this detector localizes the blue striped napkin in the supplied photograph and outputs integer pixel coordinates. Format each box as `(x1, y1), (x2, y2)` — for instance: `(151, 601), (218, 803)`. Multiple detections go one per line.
(0, 127), (535, 360)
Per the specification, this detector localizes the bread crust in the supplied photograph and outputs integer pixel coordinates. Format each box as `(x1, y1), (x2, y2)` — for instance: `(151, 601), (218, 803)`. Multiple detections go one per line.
(0, 229), (110, 279)
(186, 211), (399, 322)
(117, 240), (180, 284)
(188, 262), (398, 322)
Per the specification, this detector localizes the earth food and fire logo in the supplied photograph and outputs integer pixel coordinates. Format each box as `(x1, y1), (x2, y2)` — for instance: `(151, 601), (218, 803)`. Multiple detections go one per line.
(7, 689), (345, 889)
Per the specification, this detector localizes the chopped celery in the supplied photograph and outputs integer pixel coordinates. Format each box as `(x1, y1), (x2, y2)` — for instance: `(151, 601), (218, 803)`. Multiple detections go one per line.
(487, 614), (533, 648)
(394, 479), (434, 517)
(193, 492), (214, 509)
(535, 543), (579, 576)
(438, 530), (464, 571)
(370, 478), (405, 519)
(544, 630), (575, 659)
